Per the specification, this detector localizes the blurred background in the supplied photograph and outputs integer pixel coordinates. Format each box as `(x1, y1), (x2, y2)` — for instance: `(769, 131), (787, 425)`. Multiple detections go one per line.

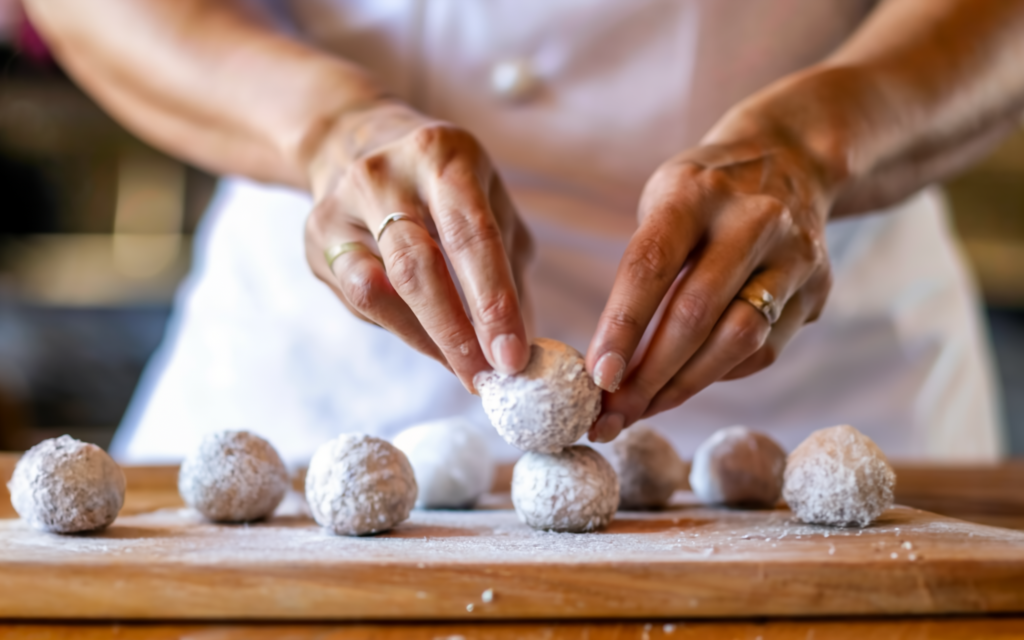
(0, 5), (1022, 456)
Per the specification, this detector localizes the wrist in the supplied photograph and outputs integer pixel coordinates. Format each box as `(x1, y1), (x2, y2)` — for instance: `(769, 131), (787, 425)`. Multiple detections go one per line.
(305, 100), (436, 199)
(702, 65), (888, 210)
(275, 53), (393, 192)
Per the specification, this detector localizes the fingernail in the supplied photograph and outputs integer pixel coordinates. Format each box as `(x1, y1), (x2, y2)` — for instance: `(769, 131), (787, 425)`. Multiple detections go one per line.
(593, 352), (626, 392)
(490, 333), (526, 375)
(591, 413), (624, 444)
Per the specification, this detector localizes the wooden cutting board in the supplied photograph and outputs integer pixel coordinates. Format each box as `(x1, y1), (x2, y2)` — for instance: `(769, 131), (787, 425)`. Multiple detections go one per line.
(2, 483), (1024, 621)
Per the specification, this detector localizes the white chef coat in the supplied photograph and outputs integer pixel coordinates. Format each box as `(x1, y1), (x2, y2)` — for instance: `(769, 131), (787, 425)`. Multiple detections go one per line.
(111, 0), (1005, 464)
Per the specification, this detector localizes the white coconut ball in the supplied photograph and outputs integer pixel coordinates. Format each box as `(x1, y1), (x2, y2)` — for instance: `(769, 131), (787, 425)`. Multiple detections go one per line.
(178, 430), (289, 523)
(689, 426), (786, 508)
(392, 417), (495, 509)
(7, 435), (126, 533)
(475, 338), (601, 453)
(511, 445), (619, 532)
(305, 433), (418, 536)
(610, 424), (686, 510)
(783, 425), (896, 527)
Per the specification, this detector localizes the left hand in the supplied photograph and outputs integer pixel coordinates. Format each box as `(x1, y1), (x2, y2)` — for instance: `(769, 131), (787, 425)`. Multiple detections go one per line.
(585, 134), (835, 442)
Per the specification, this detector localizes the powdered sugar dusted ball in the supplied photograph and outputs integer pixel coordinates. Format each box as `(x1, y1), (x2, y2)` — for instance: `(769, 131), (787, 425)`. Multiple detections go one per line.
(511, 445), (619, 532)
(611, 424), (686, 510)
(393, 417), (495, 509)
(178, 430), (289, 523)
(8, 435), (125, 533)
(783, 425), (896, 527)
(475, 338), (601, 453)
(306, 433), (417, 536)
(690, 426), (786, 508)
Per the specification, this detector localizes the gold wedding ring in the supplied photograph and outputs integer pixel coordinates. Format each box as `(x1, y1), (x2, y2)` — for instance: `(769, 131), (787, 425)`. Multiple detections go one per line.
(736, 283), (781, 325)
(375, 212), (417, 243)
(324, 242), (372, 270)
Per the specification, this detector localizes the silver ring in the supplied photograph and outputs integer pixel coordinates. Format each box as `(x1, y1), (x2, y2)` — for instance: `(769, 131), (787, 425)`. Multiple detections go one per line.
(375, 212), (417, 243)
(737, 284), (781, 325)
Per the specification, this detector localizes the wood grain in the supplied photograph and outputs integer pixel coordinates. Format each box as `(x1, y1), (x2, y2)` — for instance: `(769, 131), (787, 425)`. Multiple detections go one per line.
(2, 499), (1024, 620)
(2, 618), (1024, 640)
(3, 454), (1024, 622)
(894, 461), (1024, 528)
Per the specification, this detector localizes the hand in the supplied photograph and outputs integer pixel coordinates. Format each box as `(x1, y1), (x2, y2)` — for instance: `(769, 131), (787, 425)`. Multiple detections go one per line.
(585, 134), (834, 442)
(304, 102), (533, 391)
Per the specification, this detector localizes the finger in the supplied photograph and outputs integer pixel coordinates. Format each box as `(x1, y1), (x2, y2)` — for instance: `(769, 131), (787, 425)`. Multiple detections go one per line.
(304, 213), (449, 368)
(590, 276), (781, 442)
(605, 191), (825, 425)
(642, 299), (772, 417)
(420, 137), (530, 375)
(586, 169), (708, 392)
(721, 292), (805, 382)
(724, 264), (831, 380)
(601, 223), (766, 424)
(588, 409), (626, 444)
(373, 202), (491, 390)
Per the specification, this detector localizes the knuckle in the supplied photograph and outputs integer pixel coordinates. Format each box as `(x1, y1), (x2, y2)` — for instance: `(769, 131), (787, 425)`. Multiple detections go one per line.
(441, 213), (502, 257)
(602, 305), (645, 336)
(412, 123), (480, 164)
(348, 153), (392, 191)
(355, 153), (390, 180)
(790, 226), (825, 265)
(386, 242), (443, 294)
(476, 289), (519, 328)
(751, 196), (788, 230)
(341, 261), (383, 312)
(701, 168), (731, 196)
(724, 313), (768, 356)
(625, 235), (674, 285)
(667, 289), (712, 335)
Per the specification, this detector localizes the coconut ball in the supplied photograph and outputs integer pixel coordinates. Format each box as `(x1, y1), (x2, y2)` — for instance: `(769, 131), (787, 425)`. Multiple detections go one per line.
(689, 426), (786, 508)
(475, 338), (601, 453)
(392, 417), (495, 509)
(7, 435), (125, 534)
(178, 430), (289, 523)
(783, 424), (896, 527)
(305, 433), (418, 536)
(511, 445), (619, 532)
(610, 424), (686, 510)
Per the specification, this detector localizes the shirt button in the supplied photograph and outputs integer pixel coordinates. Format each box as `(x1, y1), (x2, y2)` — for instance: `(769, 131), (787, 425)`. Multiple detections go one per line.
(490, 58), (541, 103)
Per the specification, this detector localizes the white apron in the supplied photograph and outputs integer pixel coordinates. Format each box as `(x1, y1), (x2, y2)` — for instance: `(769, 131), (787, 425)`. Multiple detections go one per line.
(112, 0), (1004, 464)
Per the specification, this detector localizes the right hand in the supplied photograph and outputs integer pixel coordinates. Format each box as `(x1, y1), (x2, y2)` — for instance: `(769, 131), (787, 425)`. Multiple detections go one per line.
(304, 102), (534, 391)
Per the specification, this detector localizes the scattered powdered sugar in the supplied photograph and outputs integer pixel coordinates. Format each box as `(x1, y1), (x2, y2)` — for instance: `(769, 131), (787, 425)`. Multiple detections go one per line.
(7, 435), (125, 534)
(475, 338), (601, 453)
(511, 445), (618, 532)
(178, 430), (289, 523)
(4, 501), (1020, 568)
(611, 424), (686, 510)
(690, 426), (786, 508)
(783, 425), (895, 527)
(305, 434), (417, 536)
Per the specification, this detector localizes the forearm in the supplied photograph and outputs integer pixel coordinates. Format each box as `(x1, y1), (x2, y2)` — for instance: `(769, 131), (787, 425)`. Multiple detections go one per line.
(23, 0), (386, 189)
(704, 0), (1024, 216)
